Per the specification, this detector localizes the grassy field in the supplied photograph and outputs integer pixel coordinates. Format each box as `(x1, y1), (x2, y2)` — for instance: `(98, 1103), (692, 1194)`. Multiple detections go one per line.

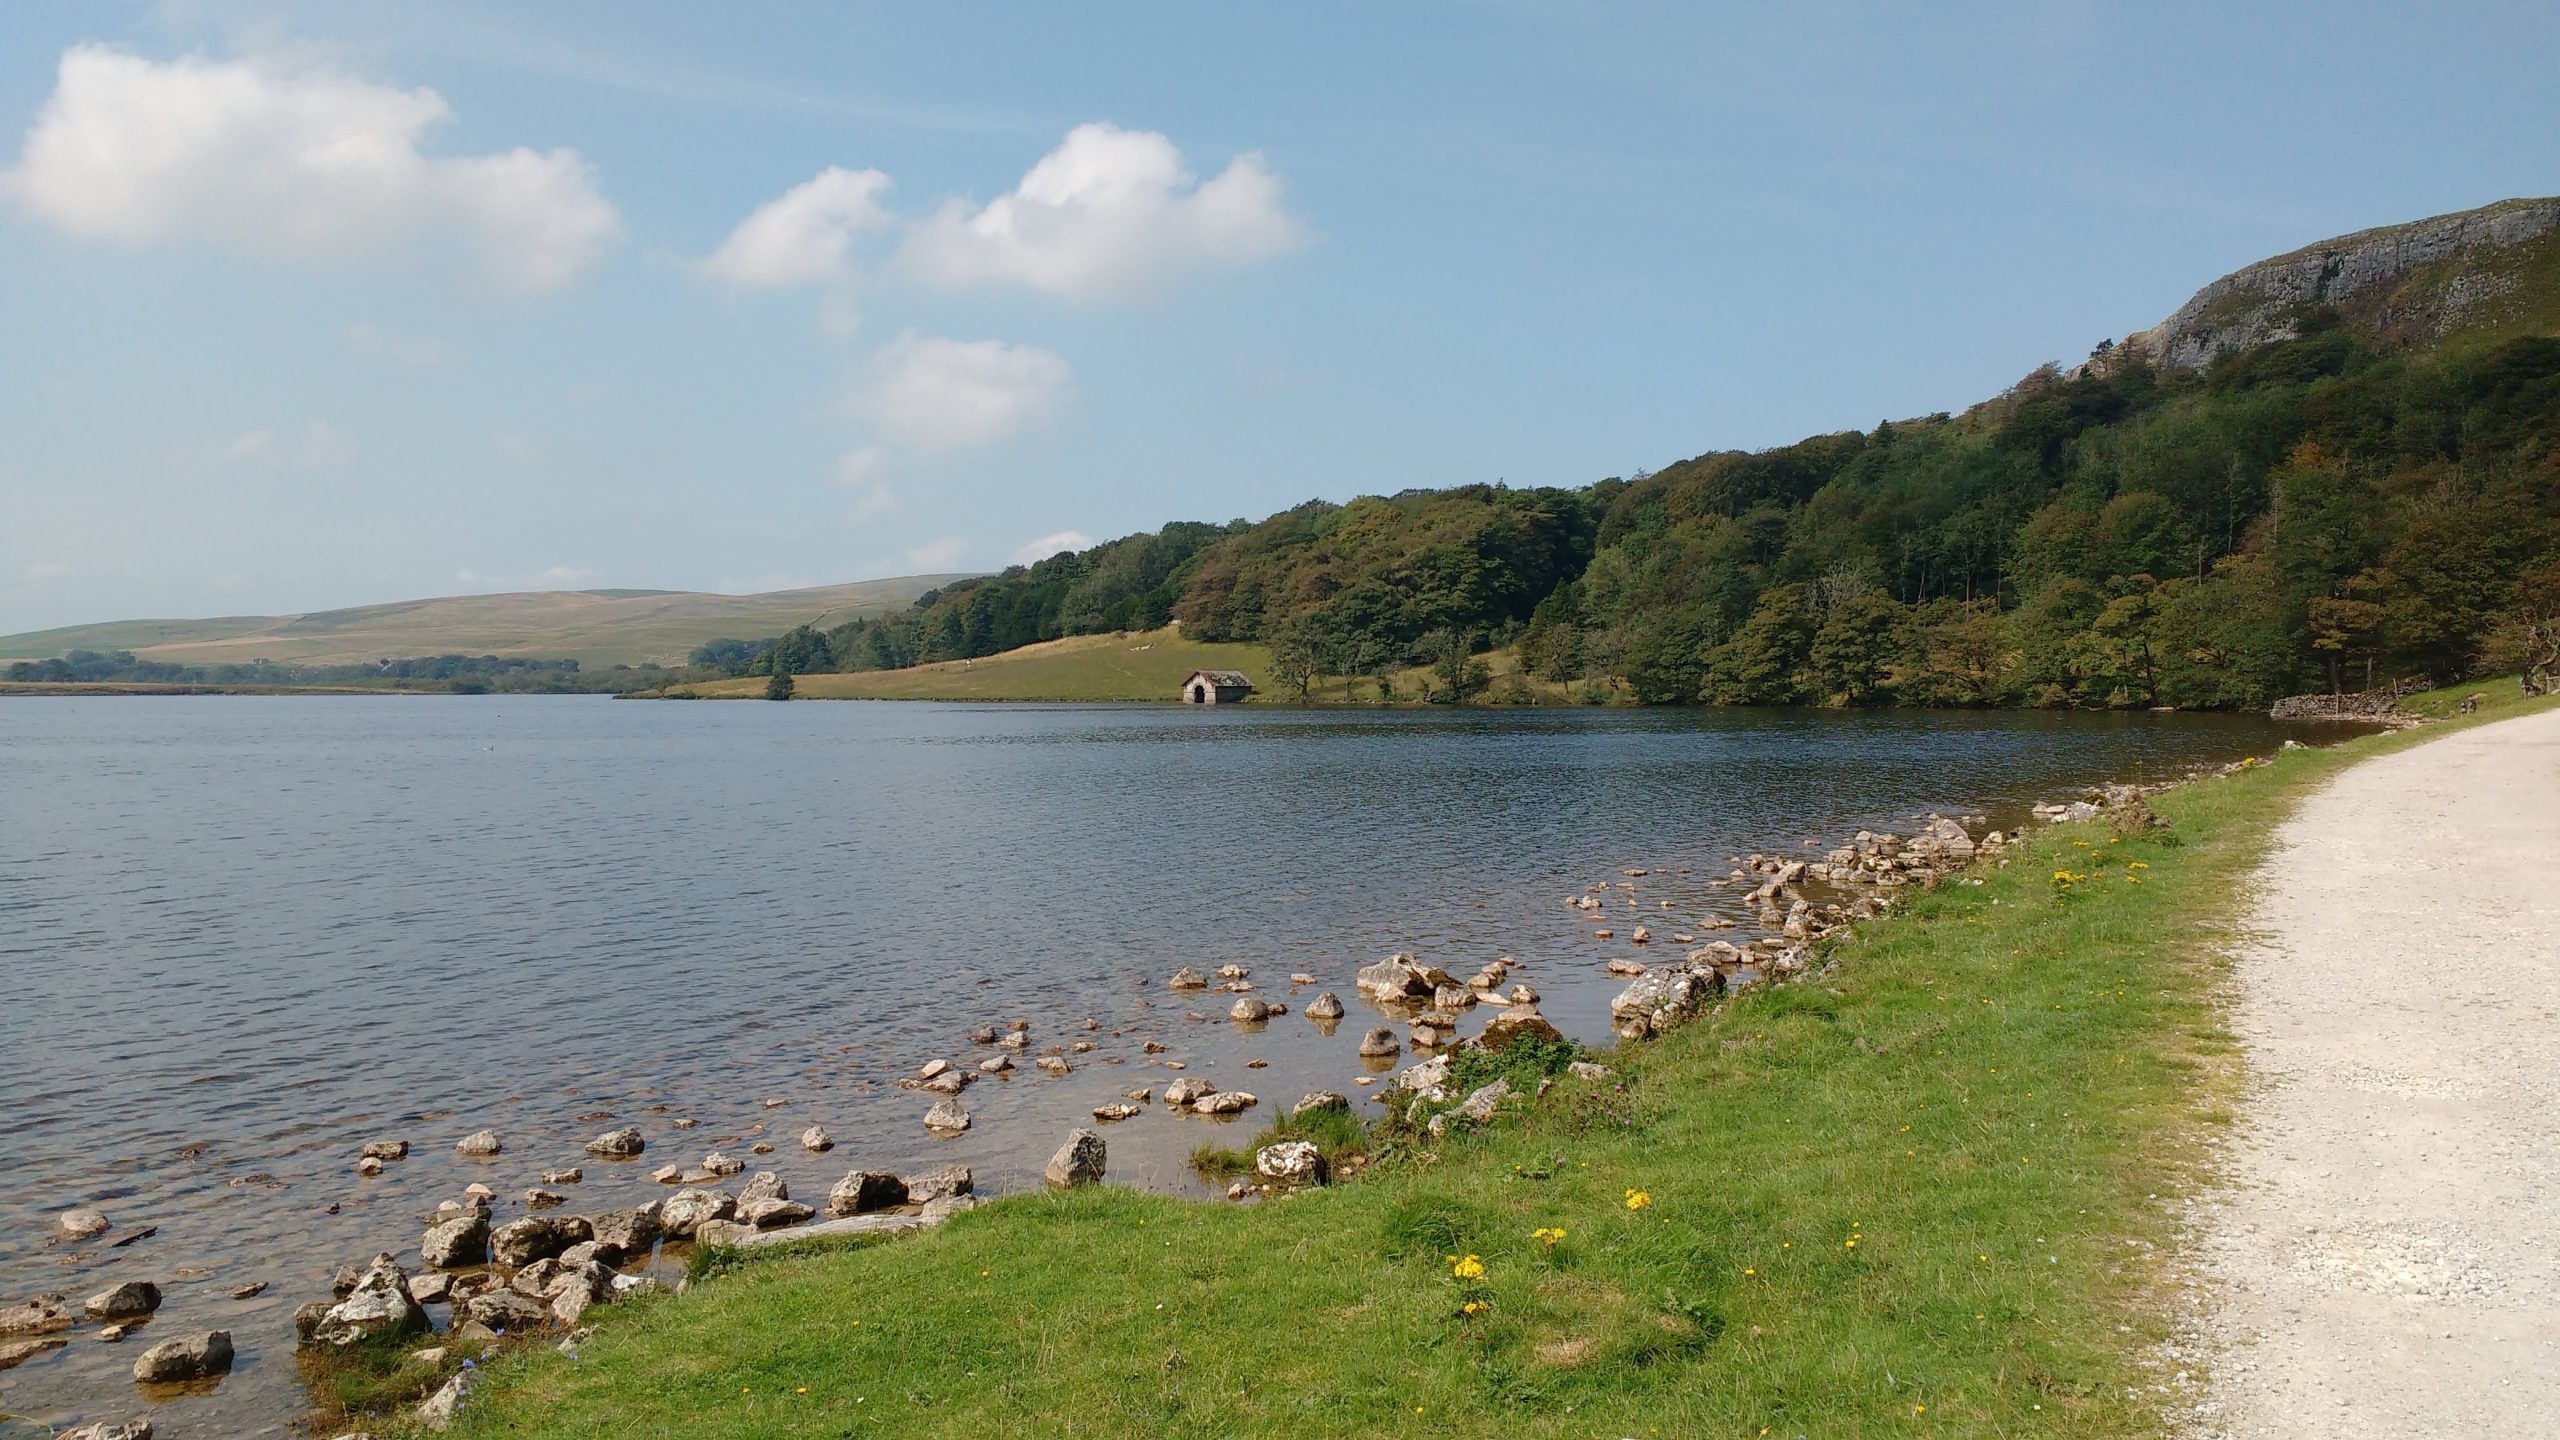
(432, 681), (2551, 1440)
(660, 627), (1581, 704)
(0, 576), (963, 669)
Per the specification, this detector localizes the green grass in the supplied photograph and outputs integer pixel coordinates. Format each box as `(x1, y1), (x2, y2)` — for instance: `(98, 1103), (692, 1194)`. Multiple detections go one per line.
(659, 626), (1582, 704)
(439, 683), (2555, 1440)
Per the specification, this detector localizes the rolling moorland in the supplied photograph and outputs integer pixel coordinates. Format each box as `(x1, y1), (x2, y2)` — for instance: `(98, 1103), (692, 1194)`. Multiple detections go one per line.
(0, 575), (961, 674)
(693, 197), (2560, 710)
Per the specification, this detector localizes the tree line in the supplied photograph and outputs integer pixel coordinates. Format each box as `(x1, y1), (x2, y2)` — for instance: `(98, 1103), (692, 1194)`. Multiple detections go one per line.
(720, 312), (2560, 709)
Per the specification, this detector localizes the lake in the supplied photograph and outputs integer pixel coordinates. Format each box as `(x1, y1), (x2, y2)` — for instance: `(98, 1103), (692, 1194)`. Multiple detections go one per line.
(0, 697), (2338, 1435)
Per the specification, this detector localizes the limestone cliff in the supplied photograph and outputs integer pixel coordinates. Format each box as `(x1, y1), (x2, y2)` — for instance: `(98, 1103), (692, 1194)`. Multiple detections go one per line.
(2130, 195), (2560, 370)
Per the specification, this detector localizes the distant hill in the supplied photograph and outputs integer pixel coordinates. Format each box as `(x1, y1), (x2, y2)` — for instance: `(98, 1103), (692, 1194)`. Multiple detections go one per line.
(2130, 195), (2560, 370)
(0, 576), (970, 669)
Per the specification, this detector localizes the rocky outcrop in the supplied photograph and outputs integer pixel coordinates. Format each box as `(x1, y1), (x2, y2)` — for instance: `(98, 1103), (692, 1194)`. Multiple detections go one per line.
(2131, 197), (2560, 371)
(0, 1294), (72, 1335)
(310, 1259), (425, 1347)
(1609, 964), (1724, 1040)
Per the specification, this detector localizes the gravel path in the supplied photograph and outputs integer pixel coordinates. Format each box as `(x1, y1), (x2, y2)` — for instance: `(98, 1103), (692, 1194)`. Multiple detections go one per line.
(2183, 707), (2560, 1436)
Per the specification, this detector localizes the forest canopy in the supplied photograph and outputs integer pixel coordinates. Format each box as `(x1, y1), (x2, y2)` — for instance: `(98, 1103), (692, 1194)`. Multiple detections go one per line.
(739, 317), (2560, 710)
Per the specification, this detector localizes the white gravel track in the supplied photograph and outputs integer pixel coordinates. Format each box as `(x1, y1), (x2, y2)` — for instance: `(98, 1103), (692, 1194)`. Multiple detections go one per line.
(2186, 706), (2560, 1436)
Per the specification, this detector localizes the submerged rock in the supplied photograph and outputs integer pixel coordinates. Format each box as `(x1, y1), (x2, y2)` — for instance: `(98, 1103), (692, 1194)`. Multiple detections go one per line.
(55, 1209), (110, 1243)
(1355, 1026), (1401, 1058)
(1228, 996), (1270, 1023)
(584, 1129), (645, 1158)
(799, 1125), (834, 1153)
(1192, 1091), (1257, 1115)
(1355, 953), (1453, 1004)
(1091, 1102), (1142, 1121)
(358, 1140), (410, 1162)
(452, 1131), (502, 1157)
(0, 1294), (72, 1336)
(1304, 991), (1345, 1020)
(54, 1417), (150, 1440)
(1161, 1076), (1212, 1107)
(82, 1282), (160, 1320)
(923, 1098), (972, 1133)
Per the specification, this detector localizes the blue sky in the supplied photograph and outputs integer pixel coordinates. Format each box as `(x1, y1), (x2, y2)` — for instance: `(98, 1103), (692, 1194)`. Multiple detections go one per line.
(3, 1), (2555, 632)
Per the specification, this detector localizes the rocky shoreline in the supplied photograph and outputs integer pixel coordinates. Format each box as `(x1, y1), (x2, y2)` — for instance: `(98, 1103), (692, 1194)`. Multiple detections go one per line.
(8, 748), (2305, 1440)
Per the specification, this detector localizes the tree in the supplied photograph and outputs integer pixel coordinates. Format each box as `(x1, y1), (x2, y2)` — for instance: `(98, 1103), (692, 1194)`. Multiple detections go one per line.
(764, 668), (795, 701)
(1809, 591), (1910, 705)
(1707, 584), (1813, 704)
(2305, 572), (2386, 698)
(1267, 615), (1324, 702)
(1422, 628), (1490, 704)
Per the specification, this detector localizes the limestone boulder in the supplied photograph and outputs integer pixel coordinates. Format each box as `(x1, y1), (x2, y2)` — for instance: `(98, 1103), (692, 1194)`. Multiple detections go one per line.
(452, 1131), (502, 1157)
(1254, 1141), (1327, 1186)
(1356, 953), (1454, 1004)
(1609, 964), (1723, 1040)
(310, 1260), (425, 1348)
(489, 1215), (589, 1268)
(902, 1165), (973, 1204)
(132, 1330), (232, 1383)
(657, 1189), (735, 1239)
(420, 1213), (489, 1269)
(826, 1171), (909, 1216)
(1292, 1090), (1349, 1116)
(82, 1281), (161, 1321)
(584, 1128), (645, 1158)
(1304, 991), (1345, 1020)
(1355, 1026), (1401, 1058)
(1043, 1129), (1108, 1188)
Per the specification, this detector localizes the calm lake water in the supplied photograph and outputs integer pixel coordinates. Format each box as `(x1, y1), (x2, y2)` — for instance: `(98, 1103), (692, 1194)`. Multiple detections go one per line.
(0, 697), (2340, 1435)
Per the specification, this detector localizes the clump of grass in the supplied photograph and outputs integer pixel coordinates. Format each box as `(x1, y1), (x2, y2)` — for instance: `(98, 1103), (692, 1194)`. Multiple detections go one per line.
(296, 1329), (460, 1431)
(1190, 1101), (1374, 1179)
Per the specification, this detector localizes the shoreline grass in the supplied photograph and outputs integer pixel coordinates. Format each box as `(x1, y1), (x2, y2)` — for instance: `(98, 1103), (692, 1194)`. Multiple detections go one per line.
(437, 680), (2554, 1440)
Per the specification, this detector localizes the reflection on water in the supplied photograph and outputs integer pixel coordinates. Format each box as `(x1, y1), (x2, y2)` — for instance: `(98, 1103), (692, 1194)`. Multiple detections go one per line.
(0, 697), (2331, 1434)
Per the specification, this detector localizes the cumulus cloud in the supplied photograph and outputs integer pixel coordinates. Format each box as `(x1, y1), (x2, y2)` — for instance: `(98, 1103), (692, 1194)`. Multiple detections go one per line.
(0, 45), (620, 291)
(900, 122), (1304, 301)
(1013, 531), (1094, 565)
(856, 333), (1070, 452)
(701, 165), (893, 289)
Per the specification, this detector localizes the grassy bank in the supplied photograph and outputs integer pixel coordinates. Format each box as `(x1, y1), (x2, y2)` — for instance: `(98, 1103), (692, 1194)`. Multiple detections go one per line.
(649, 626), (1580, 704)
(441, 683), (2550, 1440)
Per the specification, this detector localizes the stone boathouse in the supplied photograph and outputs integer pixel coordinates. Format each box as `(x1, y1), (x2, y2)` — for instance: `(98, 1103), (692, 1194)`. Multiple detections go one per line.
(1180, 669), (1254, 704)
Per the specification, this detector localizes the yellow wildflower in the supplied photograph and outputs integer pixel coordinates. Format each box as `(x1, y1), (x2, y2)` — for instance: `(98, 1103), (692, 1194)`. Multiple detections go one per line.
(1624, 1188), (1653, 1211)
(1451, 1254), (1486, 1280)
(1532, 1226), (1566, 1248)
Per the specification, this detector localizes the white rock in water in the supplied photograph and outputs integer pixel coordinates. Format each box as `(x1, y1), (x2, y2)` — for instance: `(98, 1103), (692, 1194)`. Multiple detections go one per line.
(453, 1131), (502, 1157)
(1043, 1129), (1107, 1187)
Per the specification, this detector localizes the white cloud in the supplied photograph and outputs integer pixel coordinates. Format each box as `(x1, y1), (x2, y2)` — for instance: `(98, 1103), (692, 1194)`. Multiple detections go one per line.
(900, 122), (1304, 301)
(856, 333), (1070, 452)
(532, 565), (596, 586)
(701, 165), (892, 289)
(1013, 531), (1093, 565)
(904, 537), (970, 571)
(1, 45), (620, 291)
(219, 420), (348, 469)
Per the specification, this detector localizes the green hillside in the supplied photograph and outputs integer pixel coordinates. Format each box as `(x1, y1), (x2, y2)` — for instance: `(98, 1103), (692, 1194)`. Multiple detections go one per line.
(0, 576), (967, 669)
